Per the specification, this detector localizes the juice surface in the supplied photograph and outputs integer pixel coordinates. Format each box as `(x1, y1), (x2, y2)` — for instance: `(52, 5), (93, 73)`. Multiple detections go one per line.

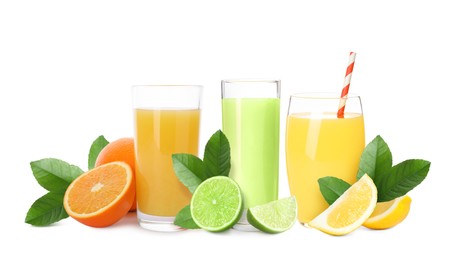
(134, 109), (200, 216)
(222, 98), (280, 209)
(286, 112), (365, 223)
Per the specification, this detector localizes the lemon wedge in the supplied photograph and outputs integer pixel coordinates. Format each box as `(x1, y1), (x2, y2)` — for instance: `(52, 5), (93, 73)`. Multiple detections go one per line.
(363, 195), (411, 230)
(308, 174), (377, 236)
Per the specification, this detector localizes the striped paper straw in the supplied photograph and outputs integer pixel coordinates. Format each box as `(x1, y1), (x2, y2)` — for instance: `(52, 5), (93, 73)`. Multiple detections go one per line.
(337, 52), (356, 118)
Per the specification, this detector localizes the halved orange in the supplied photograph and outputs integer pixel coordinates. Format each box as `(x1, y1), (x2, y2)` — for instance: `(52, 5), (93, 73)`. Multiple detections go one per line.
(63, 162), (135, 227)
(95, 137), (137, 211)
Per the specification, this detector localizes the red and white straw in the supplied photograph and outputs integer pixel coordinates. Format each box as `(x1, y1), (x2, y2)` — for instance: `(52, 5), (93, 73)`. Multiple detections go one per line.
(337, 52), (356, 118)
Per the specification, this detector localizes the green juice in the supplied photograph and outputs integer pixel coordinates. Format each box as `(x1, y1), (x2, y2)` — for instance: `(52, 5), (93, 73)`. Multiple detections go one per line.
(222, 98), (280, 209)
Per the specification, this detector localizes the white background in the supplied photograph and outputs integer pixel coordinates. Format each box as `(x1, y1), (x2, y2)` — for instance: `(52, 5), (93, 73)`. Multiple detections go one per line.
(1, 0), (448, 259)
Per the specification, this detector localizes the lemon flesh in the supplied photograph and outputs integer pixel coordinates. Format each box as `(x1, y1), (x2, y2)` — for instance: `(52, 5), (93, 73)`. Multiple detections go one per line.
(308, 174), (377, 236)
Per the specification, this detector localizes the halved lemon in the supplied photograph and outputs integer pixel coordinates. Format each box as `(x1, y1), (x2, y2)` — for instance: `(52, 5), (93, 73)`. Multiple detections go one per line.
(363, 195), (411, 230)
(308, 174), (377, 236)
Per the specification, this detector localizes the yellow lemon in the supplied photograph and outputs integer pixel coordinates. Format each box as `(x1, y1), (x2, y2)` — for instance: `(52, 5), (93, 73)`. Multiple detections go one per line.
(308, 174), (377, 236)
(363, 195), (411, 230)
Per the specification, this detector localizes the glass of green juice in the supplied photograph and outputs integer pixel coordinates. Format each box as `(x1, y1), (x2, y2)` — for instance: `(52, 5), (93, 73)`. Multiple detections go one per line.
(221, 79), (280, 231)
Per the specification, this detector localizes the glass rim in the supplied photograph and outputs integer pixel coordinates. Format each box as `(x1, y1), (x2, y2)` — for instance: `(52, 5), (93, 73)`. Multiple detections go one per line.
(221, 79), (280, 84)
(290, 92), (360, 100)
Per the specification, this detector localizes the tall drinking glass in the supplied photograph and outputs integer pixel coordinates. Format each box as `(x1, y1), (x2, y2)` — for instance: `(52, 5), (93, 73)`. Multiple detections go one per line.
(132, 85), (202, 231)
(221, 79), (280, 231)
(286, 93), (365, 224)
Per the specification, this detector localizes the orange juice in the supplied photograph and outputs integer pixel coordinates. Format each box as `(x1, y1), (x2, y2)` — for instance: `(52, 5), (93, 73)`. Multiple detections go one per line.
(134, 109), (200, 216)
(286, 112), (365, 223)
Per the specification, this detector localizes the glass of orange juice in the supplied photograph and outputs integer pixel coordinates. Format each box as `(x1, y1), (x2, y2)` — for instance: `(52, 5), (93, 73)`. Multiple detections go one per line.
(286, 93), (365, 225)
(132, 85), (202, 231)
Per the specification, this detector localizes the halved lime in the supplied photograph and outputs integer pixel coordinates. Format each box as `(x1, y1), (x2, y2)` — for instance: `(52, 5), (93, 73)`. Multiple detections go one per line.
(247, 196), (297, 234)
(190, 176), (243, 232)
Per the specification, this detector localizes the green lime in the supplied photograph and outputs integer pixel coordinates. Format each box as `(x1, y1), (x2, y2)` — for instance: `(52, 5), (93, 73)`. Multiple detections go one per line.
(190, 176), (243, 232)
(247, 196), (297, 234)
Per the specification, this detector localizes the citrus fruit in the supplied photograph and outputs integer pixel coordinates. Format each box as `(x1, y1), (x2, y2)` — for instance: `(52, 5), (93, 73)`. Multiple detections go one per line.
(95, 137), (136, 211)
(308, 174), (377, 236)
(63, 162), (135, 227)
(247, 196), (297, 234)
(363, 195), (411, 230)
(190, 176), (243, 232)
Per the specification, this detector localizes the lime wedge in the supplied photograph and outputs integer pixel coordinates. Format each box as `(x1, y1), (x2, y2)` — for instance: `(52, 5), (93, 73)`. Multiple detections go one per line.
(247, 196), (297, 234)
(190, 176), (243, 232)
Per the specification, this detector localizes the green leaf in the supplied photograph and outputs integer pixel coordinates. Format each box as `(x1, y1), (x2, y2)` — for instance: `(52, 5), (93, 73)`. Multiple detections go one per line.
(88, 135), (109, 170)
(357, 135), (392, 185)
(203, 130), (231, 177)
(378, 159), (430, 202)
(25, 192), (68, 226)
(174, 205), (200, 229)
(172, 154), (206, 193)
(30, 158), (84, 193)
(318, 177), (351, 205)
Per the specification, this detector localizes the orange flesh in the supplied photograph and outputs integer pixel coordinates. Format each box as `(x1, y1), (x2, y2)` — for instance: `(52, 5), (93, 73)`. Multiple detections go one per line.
(67, 164), (128, 214)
